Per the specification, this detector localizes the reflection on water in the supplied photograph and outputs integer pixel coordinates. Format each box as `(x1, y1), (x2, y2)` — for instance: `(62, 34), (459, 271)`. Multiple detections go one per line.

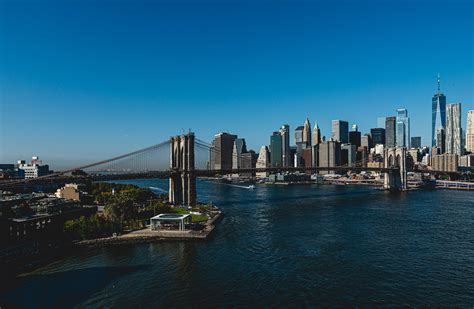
(2, 179), (474, 307)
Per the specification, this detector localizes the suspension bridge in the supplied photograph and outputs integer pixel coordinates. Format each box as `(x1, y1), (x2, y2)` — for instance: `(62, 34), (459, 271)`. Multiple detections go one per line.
(1, 132), (468, 203)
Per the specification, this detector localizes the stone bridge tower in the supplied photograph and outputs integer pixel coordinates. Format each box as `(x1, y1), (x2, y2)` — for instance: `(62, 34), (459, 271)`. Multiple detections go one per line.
(384, 147), (407, 190)
(169, 132), (196, 206)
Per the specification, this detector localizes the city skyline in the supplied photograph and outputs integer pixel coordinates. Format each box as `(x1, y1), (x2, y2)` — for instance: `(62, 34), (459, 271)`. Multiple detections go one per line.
(1, 0), (473, 167)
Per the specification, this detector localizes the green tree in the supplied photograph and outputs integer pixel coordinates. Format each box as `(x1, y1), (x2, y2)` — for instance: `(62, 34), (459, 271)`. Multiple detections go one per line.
(104, 193), (137, 229)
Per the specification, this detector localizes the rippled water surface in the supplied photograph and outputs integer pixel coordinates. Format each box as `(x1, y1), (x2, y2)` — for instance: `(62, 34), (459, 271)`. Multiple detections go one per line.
(2, 180), (474, 307)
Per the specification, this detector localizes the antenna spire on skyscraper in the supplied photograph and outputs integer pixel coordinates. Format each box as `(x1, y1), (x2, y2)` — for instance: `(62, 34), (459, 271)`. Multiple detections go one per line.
(437, 72), (440, 93)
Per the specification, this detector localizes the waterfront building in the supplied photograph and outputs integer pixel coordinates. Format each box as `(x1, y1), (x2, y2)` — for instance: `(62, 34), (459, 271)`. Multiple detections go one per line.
(466, 110), (474, 153)
(17, 157), (50, 179)
(241, 150), (258, 177)
(385, 116), (396, 147)
(341, 144), (357, 166)
(303, 118), (312, 147)
(318, 140), (341, 171)
(411, 137), (422, 149)
(312, 121), (322, 146)
(270, 132), (283, 167)
(396, 108), (410, 147)
(349, 124), (361, 147)
(256, 146), (270, 178)
(431, 153), (458, 172)
(232, 138), (247, 171)
(432, 73), (447, 147)
(332, 120), (349, 143)
(446, 103), (462, 155)
(361, 134), (372, 149)
(370, 128), (385, 146)
(280, 125), (291, 167)
(211, 133), (237, 170)
(356, 146), (368, 167)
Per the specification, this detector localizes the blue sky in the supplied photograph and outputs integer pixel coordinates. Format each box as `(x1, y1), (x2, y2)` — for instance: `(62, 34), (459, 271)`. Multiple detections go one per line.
(1, 0), (473, 169)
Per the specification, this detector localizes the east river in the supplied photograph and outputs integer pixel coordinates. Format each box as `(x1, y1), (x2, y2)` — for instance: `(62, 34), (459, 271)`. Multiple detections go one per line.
(2, 179), (474, 307)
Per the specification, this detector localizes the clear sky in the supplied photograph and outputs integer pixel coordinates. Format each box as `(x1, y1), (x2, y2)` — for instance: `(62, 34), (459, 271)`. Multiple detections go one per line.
(1, 0), (473, 169)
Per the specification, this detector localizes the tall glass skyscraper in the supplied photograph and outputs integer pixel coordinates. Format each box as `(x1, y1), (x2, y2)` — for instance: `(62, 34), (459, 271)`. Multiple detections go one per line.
(332, 120), (349, 143)
(270, 131), (283, 167)
(432, 74), (447, 147)
(446, 103), (462, 155)
(396, 108), (410, 148)
(385, 116), (396, 147)
(279, 125), (291, 167)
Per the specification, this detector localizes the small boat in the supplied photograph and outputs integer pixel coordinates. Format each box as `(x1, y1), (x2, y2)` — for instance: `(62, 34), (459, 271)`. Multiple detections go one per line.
(248, 185), (255, 190)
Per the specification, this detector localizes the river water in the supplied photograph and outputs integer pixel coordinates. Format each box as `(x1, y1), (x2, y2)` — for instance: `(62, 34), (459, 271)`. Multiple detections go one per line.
(2, 179), (474, 307)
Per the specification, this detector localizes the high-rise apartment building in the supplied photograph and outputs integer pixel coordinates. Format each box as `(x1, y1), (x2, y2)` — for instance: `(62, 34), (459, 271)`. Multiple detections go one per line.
(432, 74), (447, 147)
(396, 108), (410, 147)
(466, 110), (474, 153)
(446, 103), (462, 155)
(385, 116), (396, 147)
(331, 120), (349, 143)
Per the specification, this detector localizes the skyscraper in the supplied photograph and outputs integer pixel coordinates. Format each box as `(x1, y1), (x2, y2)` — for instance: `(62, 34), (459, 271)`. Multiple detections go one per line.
(410, 137), (422, 149)
(302, 118), (311, 147)
(212, 132), (237, 170)
(385, 116), (396, 147)
(466, 110), (474, 153)
(312, 121), (322, 146)
(232, 138), (247, 170)
(270, 131), (283, 167)
(349, 124), (361, 147)
(370, 128), (385, 145)
(446, 103), (462, 155)
(332, 120), (349, 143)
(432, 73), (447, 147)
(256, 146), (270, 178)
(279, 125), (291, 167)
(396, 108), (410, 147)
(377, 117), (386, 129)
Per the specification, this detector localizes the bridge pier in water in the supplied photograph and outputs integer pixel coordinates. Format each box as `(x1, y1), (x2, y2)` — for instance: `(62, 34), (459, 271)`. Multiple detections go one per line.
(169, 132), (196, 206)
(383, 147), (407, 191)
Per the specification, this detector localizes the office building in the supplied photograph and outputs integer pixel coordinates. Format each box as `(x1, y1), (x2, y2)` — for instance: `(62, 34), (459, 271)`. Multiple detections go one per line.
(411, 137), (422, 149)
(361, 134), (372, 149)
(232, 138), (247, 170)
(446, 103), (462, 155)
(432, 74), (447, 147)
(377, 117), (386, 129)
(396, 108), (410, 147)
(270, 131), (283, 167)
(318, 140), (341, 171)
(341, 144), (357, 166)
(370, 128), (385, 145)
(303, 118), (311, 147)
(211, 133), (237, 170)
(466, 110), (474, 153)
(17, 157), (50, 179)
(459, 154), (474, 167)
(385, 116), (396, 147)
(332, 120), (349, 143)
(280, 125), (291, 167)
(349, 124), (361, 147)
(241, 151), (258, 177)
(312, 121), (322, 146)
(256, 146), (270, 178)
